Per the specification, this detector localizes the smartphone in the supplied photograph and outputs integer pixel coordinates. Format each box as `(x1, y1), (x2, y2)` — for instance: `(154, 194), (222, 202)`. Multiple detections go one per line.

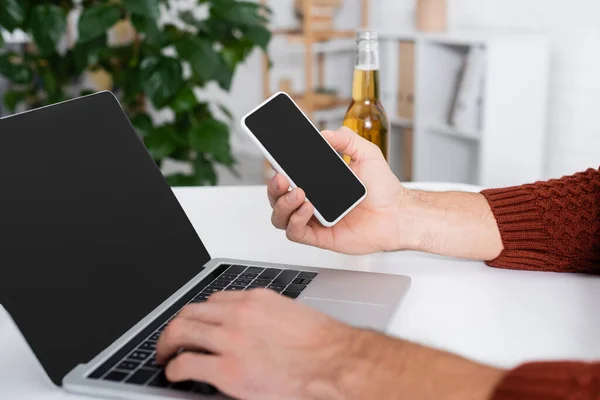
(241, 92), (367, 227)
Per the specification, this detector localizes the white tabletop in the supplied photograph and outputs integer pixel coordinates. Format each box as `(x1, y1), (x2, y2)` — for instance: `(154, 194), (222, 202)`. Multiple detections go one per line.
(2, 184), (600, 399)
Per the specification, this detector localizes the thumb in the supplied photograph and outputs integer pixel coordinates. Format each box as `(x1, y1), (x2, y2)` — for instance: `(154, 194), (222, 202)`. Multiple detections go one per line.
(322, 127), (379, 162)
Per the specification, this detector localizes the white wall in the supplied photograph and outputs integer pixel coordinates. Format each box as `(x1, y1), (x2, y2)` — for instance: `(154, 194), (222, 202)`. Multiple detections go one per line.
(373, 0), (600, 179)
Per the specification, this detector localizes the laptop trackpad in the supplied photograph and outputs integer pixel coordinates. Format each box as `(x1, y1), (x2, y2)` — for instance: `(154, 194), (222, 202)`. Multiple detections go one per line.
(300, 297), (390, 331)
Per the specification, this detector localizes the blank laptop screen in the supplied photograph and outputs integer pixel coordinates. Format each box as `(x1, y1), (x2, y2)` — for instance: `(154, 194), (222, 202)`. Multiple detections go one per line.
(0, 93), (211, 385)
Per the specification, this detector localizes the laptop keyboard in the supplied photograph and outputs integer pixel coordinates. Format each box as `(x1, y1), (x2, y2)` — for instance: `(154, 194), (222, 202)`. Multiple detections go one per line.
(89, 264), (317, 394)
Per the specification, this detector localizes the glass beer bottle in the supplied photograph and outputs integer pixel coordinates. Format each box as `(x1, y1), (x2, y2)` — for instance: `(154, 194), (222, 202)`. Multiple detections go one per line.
(343, 31), (389, 163)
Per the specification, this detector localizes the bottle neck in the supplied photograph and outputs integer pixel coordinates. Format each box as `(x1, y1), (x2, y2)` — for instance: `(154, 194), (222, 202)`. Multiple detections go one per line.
(352, 39), (381, 101)
(355, 38), (380, 71)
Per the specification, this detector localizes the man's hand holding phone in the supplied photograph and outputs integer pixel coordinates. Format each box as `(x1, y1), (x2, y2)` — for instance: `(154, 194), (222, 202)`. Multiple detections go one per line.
(268, 127), (412, 255)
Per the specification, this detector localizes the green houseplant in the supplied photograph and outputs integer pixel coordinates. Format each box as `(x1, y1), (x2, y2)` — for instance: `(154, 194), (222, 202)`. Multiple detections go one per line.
(0, 0), (271, 185)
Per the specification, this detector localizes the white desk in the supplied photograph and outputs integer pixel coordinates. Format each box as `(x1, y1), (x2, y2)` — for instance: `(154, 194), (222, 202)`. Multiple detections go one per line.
(2, 184), (600, 399)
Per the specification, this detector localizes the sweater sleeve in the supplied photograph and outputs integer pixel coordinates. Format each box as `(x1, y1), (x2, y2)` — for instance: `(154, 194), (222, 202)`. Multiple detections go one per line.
(492, 362), (600, 400)
(484, 169), (600, 399)
(481, 168), (600, 274)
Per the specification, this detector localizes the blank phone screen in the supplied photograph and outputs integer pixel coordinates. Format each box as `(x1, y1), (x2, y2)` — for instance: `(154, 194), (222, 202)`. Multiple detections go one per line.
(244, 93), (366, 223)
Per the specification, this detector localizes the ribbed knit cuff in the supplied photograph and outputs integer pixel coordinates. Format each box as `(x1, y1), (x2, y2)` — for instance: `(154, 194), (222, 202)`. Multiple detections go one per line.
(481, 186), (551, 271)
(492, 362), (600, 400)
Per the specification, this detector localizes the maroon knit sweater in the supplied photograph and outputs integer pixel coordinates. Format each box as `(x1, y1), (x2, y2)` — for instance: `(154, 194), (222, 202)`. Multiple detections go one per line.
(480, 168), (600, 399)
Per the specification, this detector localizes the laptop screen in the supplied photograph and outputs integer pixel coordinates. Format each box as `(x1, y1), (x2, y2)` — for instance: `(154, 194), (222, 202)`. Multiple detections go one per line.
(0, 92), (211, 386)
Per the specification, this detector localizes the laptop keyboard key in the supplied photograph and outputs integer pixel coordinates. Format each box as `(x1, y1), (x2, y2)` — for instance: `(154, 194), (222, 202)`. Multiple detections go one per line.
(292, 277), (312, 285)
(126, 368), (156, 385)
(128, 350), (152, 361)
(225, 265), (246, 274)
(104, 370), (129, 382)
(273, 270), (300, 284)
(268, 284), (286, 291)
(220, 273), (239, 280)
(148, 371), (170, 388)
(225, 285), (246, 291)
(209, 280), (230, 288)
(258, 268), (282, 280)
(240, 272), (259, 279)
(116, 360), (140, 371)
(233, 278), (252, 286)
(143, 355), (161, 369)
(252, 279), (271, 287)
(192, 294), (210, 302)
(245, 267), (265, 274)
(139, 341), (156, 351)
(286, 283), (307, 292)
(149, 331), (161, 341)
(298, 271), (317, 279)
(282, 291), (302, 299)
(202, 286), (223, 294)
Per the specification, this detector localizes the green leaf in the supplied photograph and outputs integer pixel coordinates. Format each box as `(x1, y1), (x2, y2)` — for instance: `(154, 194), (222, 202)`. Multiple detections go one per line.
(242, 25), (271, 51)
(130, 14), (164, 46)
(179, 11), (195, 25)
(0, 0), (26, 31)
(214, 54), (234, 91)
(165, 173), (196, 187)
(47, 91), (70, 105)
(80, 89), (95, 97)
(73, 34), (108, 70)
(189, 117), (233, 165)
(140, 55), (183, 108)
(175, 37), (219, 82)
(211, 1), (270, 27)
(170, 87), (197, 113)
(123, 0), (160, 19)
(0, 33), (4, 48)
(0, 53), (34, 84)
(143, 125), (180, 160)
(218, 103), (233, 121)
(221, 39), (253, 67)
(42, 68), (58, 94)
(130, 113), (154, 137)
(78, 4), (121, 44)
(29, 5), (67, 56)
(194, 154), (217, 186)
(2, 90), (26, 113)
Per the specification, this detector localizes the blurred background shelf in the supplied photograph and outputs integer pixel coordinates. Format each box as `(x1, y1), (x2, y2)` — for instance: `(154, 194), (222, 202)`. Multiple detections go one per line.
(390, 115), (413, 128)
(260, 0), (369, 181)
(379, 30), (550, 187)
(423, 121), (480, 141)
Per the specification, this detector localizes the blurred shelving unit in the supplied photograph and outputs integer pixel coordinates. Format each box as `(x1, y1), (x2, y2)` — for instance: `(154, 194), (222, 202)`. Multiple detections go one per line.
(259, 0), (368, 181)
(261, 0), (368, 120)
(378, 30), (550, 187)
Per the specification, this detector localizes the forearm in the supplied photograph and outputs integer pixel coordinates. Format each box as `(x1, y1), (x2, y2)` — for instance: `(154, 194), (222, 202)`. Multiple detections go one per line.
(400, 189), (503, 261)
(310, 330), (504, 400)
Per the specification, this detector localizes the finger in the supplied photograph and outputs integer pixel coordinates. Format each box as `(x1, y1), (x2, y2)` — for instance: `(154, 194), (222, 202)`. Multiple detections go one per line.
(267, 173), (290, 208)
(286, 202), (318, 245)
(175, 301), (232, 325)
(156, 318), (226, 364)
(165, 351), (225, 386)
(271, 188), (306, 230)
(322, 127), (381, 162)
(207, 290), (248, 303)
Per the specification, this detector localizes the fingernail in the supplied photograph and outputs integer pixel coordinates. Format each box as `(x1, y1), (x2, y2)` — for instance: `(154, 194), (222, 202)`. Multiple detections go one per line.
(288, 190), (297, 202)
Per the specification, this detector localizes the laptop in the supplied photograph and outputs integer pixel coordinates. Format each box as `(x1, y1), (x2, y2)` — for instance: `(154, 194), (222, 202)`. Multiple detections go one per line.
(0, 92), (410, 399)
